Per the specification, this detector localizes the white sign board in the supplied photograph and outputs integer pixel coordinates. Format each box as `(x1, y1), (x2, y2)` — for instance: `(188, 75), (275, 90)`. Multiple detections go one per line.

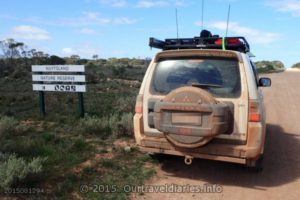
(32, 65), (86, 93)
(32, 75), (86, 82)
(32, 65), (85, 72)
(33, 84), (86, 92)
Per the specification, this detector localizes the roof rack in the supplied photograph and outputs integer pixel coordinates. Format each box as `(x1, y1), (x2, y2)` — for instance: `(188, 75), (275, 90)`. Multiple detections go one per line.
(149, 35), (250, 53)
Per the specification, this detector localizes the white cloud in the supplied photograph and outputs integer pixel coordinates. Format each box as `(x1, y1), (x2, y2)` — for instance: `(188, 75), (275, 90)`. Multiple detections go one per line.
(78, 45), (99, 55)
(10, 25), (50, 40)
(11, 12), (137, 27)
(136, 0), (168, 8)
(266, 0), (300, 16)
(136, 0), (187, 8)
(24, 16), (46, 24)
(97, 0), (128, 7)
(196, 21), (280, 45)
(62, 45), (100, 58)
(78, 28), (98, 35)
(113, 17), (138, 24)
(62, 12), (138, 26)
(62, 48), (74, 54)
(88, 0), (188, 8)
(62, 12), (109, 26)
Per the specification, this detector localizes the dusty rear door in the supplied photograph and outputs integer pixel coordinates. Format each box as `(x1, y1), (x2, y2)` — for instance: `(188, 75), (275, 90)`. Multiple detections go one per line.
(142, 50), (249, 146)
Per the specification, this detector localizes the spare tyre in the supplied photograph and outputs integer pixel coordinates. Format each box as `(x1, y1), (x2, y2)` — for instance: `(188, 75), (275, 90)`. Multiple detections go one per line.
(153, 86), (230, 148)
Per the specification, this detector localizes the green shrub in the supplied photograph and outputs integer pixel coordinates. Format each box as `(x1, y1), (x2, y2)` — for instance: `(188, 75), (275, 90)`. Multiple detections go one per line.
(0, 153), (46, 189)
(101, 158), (118, 169)
(78, 115), (111, 138)
(117, 112), (134, 137)
(115, 96), (135, 113)
(11, 66), (29, 79)
(0, 116), (28, 138)
(107, 112), (133, 137)
(71, 138), (89, 152)
(78, 113), (133, 138)
(108, 113), (119, 135)
(79, 115), (106, 133)
(112, 66), (126, 77)
(0, 116), (18, 136)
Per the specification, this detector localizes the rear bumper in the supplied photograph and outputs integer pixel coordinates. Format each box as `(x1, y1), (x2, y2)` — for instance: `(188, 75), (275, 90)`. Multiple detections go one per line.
(134, 114), (265, 164)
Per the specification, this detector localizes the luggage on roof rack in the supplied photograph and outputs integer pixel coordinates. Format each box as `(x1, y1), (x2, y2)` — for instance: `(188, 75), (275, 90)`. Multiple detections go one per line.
(149, 35), (250, 53)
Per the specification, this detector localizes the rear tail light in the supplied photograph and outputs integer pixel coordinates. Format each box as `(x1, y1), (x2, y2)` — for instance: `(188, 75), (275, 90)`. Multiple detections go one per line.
(215, 38), (242, 45)
(215, 39), (223, 45)
(135, 94), (143, 113)
(228, 38), (242, 45)
(249, 100), (261, 122)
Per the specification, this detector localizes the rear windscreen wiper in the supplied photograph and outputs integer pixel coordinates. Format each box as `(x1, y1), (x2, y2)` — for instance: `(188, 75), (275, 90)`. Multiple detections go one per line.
(191, 83), (223, 88)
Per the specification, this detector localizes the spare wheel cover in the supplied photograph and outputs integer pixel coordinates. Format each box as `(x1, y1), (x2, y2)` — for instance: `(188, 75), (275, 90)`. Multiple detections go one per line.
(153, 86), (228, 148)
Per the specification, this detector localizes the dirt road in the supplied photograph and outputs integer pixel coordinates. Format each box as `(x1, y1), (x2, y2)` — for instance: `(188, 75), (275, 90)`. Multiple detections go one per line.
(133, 71), (300, 200)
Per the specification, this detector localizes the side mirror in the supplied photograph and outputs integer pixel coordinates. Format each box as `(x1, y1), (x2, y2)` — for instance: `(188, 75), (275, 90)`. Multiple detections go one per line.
(258, 77), (271, 87)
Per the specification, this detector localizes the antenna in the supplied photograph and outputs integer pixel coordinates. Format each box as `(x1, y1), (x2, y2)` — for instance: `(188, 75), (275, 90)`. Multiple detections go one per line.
(201, 0), (204, 31)
(175, 8), (179, 39)
(225, 4), (231, 37)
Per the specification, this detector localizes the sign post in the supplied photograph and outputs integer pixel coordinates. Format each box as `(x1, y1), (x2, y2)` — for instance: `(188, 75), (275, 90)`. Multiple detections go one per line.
(31, 65), (86, 117)
(78, 92), (85, 118)
(39, 91), (46, 116)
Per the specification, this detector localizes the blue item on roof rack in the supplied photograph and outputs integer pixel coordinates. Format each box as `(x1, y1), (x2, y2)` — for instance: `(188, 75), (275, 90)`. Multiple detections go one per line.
(149, 35), (250, 53)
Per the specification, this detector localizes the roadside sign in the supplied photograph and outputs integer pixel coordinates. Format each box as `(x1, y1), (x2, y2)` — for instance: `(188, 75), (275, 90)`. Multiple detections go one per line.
(32, 75), (86, 82)
(33, 84), (86, 92)
(32, 65), (85, 72)
(31, 64), (86, 117)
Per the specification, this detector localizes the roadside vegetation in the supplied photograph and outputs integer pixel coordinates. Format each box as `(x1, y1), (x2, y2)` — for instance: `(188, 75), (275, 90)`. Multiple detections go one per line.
(0, 38), (157, 199)
(291, 62), (300, 69)
(255, 60), (285, 73)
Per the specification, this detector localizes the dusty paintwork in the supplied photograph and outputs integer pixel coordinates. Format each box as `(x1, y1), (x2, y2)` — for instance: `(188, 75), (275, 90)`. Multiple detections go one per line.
(134, 49), (271, 169)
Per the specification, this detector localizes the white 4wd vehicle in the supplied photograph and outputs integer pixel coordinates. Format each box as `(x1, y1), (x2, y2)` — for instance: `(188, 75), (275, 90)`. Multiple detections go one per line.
(134, 31), (271, 169)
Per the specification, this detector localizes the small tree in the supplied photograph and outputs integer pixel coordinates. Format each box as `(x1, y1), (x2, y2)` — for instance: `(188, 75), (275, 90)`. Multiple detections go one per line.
(92, 54), (99, 60)
(0, 39), (26, 59)
(49, 55), (66, 65)
(70, 55), (80, 60)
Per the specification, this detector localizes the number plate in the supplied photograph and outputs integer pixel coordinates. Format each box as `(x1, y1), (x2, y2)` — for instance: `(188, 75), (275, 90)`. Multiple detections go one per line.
(171, 113), (202, 126)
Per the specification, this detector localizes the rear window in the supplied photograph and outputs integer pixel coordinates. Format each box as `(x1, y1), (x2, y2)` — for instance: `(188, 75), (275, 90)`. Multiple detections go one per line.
(151, 57), (241, 98)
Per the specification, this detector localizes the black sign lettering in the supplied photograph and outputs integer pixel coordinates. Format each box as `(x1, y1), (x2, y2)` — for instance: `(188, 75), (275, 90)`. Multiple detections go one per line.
(51, 84), (81, 92)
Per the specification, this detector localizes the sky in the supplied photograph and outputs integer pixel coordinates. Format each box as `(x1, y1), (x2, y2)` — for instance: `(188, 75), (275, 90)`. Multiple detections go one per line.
(0, 0), (299, 67)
